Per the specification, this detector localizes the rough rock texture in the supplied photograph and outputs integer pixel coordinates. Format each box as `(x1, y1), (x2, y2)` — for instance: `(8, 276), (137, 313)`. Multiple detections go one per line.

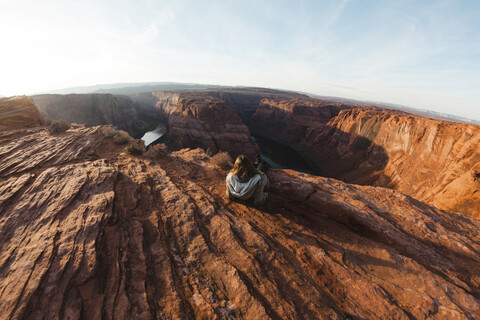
(250, 98), (356, 144)
(0, 96), (45, 130)
(132, 92), (260, 159)
(300, 109), (480, 218)
(229, 96), (480, 218)
(1, 125), (479, 319)
(31, 93), (144, 138)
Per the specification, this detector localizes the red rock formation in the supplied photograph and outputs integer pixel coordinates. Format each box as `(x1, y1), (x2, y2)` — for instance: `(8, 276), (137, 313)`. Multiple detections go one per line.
(31, 93), (144, 137)
(250, 97), (356, 143)
(241, 97), (480, 218)
(1, 124), (479, 319)
(134, 91), (260, 159)
(0, 96), (45, 130)
(301, 109), (480, 218)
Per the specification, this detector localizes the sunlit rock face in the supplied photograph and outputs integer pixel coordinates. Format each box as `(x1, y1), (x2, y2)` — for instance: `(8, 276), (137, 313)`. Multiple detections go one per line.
(1, 122), (479, 319)
(299, 109), (480, 218)
(31, 93), (144, 138)
(0, 95), (45, 130)
(211, 93), (480, 218)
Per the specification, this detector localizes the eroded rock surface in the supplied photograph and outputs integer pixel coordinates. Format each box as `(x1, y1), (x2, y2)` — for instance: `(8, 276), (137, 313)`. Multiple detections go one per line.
(235, 96), (480, 218)
(301, 109), (480, 218)
(132, 92), (260, 159)
(31, 94), (144, 138)
(0, 96), (45, 130)
(1, 125), (479, 319)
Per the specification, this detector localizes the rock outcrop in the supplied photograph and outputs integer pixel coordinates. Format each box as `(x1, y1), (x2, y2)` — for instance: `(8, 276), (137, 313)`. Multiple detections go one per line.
(0, 96), (45, 130)
(220, 96), (479, 218)
(1, 124), (479, 319)
(132, 91), (260, 159)
(31, 94), (144, 138)
(299, 109), (480, 218)
(249, 97), (357, 143)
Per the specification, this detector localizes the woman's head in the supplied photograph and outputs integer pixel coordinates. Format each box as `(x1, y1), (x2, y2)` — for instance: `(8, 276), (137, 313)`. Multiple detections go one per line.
(231, 155), (258, 180)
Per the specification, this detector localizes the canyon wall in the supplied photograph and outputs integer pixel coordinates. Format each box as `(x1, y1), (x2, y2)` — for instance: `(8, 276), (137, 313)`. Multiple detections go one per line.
(31, 93), (144, 137)
(1, 124), (480, 319)
(132, 91), (260, 159)
(306, 109), (480, 218)
(246, 98), (480, 217)
(0, 96), (45, 130)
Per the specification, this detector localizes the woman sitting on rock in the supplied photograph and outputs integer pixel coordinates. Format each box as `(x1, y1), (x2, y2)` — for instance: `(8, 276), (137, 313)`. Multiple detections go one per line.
(226, 155), (269, 206)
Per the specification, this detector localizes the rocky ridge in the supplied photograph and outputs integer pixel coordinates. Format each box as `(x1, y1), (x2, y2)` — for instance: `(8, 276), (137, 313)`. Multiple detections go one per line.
(31, 94), (144, 138)
(235, 97), (480, 218)
(0, 119), (480, 319)
(300, 109), (480, 218)
(132, 91), (260, 159)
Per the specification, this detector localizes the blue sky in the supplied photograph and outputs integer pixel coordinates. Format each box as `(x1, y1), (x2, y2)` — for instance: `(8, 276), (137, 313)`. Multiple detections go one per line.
(1, 0), (479, 120)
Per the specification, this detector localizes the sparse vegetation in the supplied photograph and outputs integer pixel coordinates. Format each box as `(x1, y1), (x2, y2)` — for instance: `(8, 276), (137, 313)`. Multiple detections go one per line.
(48, 119), (70, 133)
(113, 130), (131, 145)
(211, 151), (233, 170)
(205, 147), (213, 157)
(141, 122), (150, 133)
(71, 123), (86, 128)
(104, 128), (118, 138)
(145, 143), (168, 158)
(125, 143), (143, 155)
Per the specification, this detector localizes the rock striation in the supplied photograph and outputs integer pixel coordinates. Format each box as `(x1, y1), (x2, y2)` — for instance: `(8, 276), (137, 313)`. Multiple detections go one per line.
(1, 123), (479, 319)
(0, 96), (45, 130)
(227, 96), (480, 218)
(299, 109), (480, 218)
(31, 93), (144, 138)
(132, 91), (260, 159)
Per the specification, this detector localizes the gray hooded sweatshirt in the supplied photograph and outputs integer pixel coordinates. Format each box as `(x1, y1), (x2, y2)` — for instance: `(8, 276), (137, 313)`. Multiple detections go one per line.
(226, 172), (261, 197)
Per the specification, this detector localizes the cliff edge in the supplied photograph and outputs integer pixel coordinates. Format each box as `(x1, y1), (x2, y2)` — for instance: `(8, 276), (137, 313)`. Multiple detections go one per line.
(0, 124), (479, 319)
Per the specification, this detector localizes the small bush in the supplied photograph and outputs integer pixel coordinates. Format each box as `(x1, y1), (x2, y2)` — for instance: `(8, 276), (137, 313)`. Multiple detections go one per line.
(145, 143), (168, 158)
(141, 122), (150, 133)
(211, 151), (233, 170)
(49, 119), (70, 133)
(125, 143), (143, 155)
(113, 130), (131, 145)
(71, 123), (86, 128)
(104, 128), (118, 138)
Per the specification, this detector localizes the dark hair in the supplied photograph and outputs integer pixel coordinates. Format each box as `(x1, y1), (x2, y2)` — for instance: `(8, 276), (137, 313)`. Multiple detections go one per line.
(231, 155), (258, 180)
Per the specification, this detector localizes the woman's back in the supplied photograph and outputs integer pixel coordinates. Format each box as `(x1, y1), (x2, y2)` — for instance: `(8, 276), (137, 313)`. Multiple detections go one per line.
(226, 155), (269, 206)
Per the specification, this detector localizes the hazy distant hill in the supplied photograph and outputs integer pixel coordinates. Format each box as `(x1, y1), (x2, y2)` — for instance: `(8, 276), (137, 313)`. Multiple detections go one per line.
(36, 82), (480, 125)
(307, 93), (480, 125)
(42, 82), (226, 95)
(371, 102), (480, 125)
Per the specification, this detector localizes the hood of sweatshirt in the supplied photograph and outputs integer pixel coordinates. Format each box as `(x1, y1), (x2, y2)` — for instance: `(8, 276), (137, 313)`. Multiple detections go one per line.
(226, 172), (261, 197)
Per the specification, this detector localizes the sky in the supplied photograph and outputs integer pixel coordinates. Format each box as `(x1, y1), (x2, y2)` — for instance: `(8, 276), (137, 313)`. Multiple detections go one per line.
(1, 0), (479, 120)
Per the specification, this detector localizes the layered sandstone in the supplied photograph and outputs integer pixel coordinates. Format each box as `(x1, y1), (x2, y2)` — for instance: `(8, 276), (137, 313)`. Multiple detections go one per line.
(0, 96), (45, 130)
(250, 98), (356, 144)
(301, 109), (480, 218)
(132, 92), (260, 159)
(239, 97), (480, 218)
(31, 93), (144, 137)
(1, 124), (480, 319)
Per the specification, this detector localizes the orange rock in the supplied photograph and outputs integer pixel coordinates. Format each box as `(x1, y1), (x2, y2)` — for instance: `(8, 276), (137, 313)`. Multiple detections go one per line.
(1, 125), (479, 319)
(0, 96), (45, 130)
(135, 91), (260, 160)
